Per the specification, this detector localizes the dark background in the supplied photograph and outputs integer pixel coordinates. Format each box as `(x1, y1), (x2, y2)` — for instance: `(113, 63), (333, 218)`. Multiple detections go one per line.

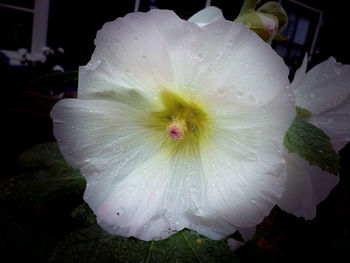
(1, 0), (349, 262)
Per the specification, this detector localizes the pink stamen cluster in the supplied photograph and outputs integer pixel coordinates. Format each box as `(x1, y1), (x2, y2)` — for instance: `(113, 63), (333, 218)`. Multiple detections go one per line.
(166, 118), (187, 141)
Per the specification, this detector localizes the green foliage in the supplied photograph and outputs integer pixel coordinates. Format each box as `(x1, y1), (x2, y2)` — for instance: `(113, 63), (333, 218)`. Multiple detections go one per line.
(0, 142), (85, 210)
(49, 224), (241, 263)
(284, 117), (340, 175)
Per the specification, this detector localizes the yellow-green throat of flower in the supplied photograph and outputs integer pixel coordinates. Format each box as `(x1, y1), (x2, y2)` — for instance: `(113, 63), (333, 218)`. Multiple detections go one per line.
(145, 89), (212, 155)
(160, 89), (209, 141)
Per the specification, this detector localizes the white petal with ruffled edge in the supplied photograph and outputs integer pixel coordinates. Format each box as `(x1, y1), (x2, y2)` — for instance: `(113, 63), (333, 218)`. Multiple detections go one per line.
(293, 57), (350, 115)
(188, 6), (224, 27)
(204, 90), (294, 228)
(52, 9), (296, 240)
(278, 151), (339, 219)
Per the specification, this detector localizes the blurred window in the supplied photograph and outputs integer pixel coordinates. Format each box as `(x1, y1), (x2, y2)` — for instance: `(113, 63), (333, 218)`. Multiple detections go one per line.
(0, 0), (50, 64)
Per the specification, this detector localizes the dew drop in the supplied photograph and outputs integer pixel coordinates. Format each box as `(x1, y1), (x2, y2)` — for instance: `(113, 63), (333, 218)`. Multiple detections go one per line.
(194, 207), (203, 216)
(310, 93), (316, 98)
(236, 90), (244, 98)
(217, 88), (224, 96)
(175, 221), (180, 225)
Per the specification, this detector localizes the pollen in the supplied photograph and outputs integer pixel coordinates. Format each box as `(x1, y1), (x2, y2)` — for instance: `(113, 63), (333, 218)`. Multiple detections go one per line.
(166, 117), (188, 141)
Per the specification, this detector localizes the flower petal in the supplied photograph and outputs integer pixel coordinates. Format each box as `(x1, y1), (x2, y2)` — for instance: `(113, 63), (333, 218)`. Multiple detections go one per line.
(294, 57), (350, 115)
(51, 98), (164, 211)
(97, 149), (237, 241)
(80, 10), (290, 108)
(203, 90), (295, 228)
(188, 6), (224, 27)
(278, 151), (339, 220)
(78, 10), (182, 99)
(291, 53), (308, 89)
(189, 20), (291, 105)
(307, 94), (350, 151)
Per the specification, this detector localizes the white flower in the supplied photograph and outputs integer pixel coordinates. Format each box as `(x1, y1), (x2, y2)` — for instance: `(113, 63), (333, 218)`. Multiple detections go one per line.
(51, 9), (295, 241)
(277, 55), (350, 219)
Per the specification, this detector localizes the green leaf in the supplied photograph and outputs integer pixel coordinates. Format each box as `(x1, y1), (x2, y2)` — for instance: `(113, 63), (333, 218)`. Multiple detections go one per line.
(71, 202), (97, 226)
(284, 117), (340, 175)
(31, 71), (78, 86)
(0, 142), (86, 209)
(49, 222), (241, 263)
(296, 106), (312, 118)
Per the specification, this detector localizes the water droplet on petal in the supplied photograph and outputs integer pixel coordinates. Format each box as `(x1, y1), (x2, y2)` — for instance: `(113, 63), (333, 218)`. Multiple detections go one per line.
(217, 88), (224, 96)
(236, 90), (244, 99)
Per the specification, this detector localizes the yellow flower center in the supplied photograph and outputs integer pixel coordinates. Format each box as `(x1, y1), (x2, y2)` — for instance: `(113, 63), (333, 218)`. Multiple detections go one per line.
(144, 89), (212, 157)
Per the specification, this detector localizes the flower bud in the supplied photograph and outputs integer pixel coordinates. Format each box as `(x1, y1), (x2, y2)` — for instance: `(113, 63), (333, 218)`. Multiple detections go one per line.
(235, 1), (288, 43)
